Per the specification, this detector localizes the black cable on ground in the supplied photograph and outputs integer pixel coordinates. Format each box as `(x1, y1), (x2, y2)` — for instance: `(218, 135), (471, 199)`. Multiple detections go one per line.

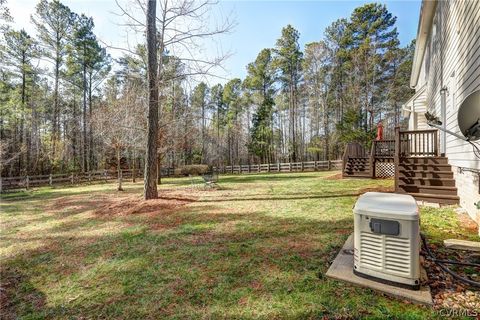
(420, 233), (480, 288)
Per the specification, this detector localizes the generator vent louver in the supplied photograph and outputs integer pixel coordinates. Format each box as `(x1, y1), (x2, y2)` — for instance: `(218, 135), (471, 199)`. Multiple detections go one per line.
(385, 237), (411, 276)
(359, 232), (383, 269)
(359, 232), (411, 276)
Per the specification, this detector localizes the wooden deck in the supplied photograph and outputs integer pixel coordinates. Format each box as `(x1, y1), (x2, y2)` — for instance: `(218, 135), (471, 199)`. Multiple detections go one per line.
(342, 128), (459, 205)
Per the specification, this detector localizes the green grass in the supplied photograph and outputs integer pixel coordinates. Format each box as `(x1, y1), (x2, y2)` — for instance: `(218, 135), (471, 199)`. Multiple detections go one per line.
(1, 172), (478, 319)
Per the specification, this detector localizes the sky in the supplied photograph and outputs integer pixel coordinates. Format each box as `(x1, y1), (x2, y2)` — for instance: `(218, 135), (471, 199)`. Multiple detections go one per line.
(7, 0), (421, 85)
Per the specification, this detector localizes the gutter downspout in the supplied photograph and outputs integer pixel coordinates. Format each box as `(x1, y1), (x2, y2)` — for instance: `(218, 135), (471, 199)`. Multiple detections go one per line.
(440, 86), (447, 156)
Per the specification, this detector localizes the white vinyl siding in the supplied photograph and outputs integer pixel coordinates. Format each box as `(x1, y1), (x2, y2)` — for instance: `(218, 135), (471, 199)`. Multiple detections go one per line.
(420, 0), (480, 169)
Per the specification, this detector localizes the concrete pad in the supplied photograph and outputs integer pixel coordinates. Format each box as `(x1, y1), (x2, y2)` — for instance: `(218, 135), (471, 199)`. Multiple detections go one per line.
(444, 239), (480, 252)
(326, 234), (433, 306)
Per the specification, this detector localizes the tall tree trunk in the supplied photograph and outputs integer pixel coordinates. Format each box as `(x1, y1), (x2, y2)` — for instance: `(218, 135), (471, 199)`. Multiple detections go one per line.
(52, 51), (60, 161)
(82, 52), (87, 172)
(117, 146), (123, 191)
(132, 148), (136, 183)
(157, 155), (162, 184)
(144, 0), (159, 200)
(88, 73), (94, 171)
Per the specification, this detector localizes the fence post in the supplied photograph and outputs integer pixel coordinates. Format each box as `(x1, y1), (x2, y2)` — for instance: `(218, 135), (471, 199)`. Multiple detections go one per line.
(49, 174), (53, 186)
(314, 161), (318, 171)
(26, 176), (30, 190)
(258, 163), (261, 173)
(328, 160), (331, 171)
(301, 162), (304, 172)
(88, 172), (92, 182)
(104, 170), (108, 182)
(0, 177), (2, 193)
(70, 174), (74, 184)
(248, 164), (251, 173)
(289, 163), (292, 172)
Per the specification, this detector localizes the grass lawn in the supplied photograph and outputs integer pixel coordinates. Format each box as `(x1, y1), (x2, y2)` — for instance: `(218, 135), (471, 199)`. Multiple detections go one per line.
(1, 171), (478, 319)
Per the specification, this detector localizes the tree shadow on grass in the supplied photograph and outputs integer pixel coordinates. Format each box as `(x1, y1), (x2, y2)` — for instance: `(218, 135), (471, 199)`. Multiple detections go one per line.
(0, 177), (430, 318)
(0, 266), (47, 320)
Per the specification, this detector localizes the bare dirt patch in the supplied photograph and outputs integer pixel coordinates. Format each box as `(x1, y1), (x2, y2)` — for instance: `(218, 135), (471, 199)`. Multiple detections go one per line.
(325, 173), (343, 180)
(457, 212), (478, 234)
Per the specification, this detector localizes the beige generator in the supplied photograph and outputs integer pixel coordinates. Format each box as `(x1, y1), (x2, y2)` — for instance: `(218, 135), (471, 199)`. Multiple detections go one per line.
(353, 192), (420, 290)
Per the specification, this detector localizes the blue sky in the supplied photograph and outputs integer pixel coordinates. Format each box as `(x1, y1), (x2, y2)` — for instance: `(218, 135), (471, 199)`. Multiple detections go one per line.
(8, 0), (421, 84)
(217, 0), (421, 80)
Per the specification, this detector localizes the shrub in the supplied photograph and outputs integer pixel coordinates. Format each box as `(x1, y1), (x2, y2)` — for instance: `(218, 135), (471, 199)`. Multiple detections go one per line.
(174, 165), (209, 176)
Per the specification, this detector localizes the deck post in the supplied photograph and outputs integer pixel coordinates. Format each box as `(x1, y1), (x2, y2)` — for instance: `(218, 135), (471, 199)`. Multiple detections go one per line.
(370, 141), (375, 178)
(394, 126), (401, 192)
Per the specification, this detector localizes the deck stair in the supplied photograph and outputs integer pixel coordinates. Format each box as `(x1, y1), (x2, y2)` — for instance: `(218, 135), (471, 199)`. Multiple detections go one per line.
(396, 156), (459, 205)
(394, 129), (459, 205)
(343, 157), (371, 178)
(342, 142), (372, 178)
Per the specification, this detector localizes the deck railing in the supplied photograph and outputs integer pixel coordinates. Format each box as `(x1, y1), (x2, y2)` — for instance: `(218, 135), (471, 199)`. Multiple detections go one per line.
(397, 129), (438, 157)
(372, 139), (395, 158)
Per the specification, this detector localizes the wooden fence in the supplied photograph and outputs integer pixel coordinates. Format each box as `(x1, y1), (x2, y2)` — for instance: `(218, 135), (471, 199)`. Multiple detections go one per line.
(222, 160), (342, 174)
(0, 167), (175, 192)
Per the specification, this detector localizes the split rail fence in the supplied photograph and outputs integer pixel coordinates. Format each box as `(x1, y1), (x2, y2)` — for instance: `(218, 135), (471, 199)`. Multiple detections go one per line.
(0, 168), (175, 192)
(1, 161), (342, 192)
(222, 160), (342, 174)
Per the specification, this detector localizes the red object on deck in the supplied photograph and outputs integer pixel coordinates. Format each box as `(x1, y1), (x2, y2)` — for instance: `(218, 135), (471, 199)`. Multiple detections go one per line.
(376, 121), (384, 141)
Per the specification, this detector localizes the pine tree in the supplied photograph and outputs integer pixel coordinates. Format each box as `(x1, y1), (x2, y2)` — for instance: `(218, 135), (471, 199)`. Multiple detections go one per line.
(1, 29), (39, 173)
(274, 25), (303, 161)
(245, 49), (275, 162)
(31, 0), (74, 160)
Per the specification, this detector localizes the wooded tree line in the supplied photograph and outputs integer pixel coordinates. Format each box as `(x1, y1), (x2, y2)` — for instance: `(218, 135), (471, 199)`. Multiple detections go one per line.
(1, 1), (414, 178)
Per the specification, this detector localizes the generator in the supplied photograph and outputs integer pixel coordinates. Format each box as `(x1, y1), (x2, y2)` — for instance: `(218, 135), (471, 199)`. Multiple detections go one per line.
(353, 192), (420, 290)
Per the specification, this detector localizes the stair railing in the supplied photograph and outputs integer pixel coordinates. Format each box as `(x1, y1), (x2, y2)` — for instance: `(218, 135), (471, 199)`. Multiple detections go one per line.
(398, 129), (439, 157)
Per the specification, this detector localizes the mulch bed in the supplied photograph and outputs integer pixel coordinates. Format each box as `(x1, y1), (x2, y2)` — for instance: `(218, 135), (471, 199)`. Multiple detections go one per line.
(421, 242), (480, 310)
(94, 191), (197, 216)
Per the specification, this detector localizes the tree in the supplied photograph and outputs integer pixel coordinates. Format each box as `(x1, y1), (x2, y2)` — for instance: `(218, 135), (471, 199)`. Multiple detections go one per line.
(0, 0), (12, 24)
(94, 75), (142, 191)
(245, 49), (275, 162)
(223, 78), (243, 165)
(209, 83), (225, 165)
(0, 29), (39, 173)
(191, 82), (209, 162)
(70, 13), (111, 171)
(274, 25), (303, 161)
(31, 0), (74, 160)
(347, 3), (399, 132)
(144, 0), (159, 200)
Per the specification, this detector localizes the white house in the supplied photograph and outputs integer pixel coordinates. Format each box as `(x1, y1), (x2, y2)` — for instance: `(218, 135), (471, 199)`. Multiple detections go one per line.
(402, 0), (480, 228)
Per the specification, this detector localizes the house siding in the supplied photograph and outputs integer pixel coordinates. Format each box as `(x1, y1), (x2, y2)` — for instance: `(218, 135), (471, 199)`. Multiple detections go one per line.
(414, 0), (480, 224)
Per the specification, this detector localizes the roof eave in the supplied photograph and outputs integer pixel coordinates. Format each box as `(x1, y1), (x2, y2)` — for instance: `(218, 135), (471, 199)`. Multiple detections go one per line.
(410, 0), (438, 89)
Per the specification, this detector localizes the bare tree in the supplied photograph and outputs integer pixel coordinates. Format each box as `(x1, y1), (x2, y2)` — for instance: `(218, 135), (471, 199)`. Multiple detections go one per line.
(113, 0), (233, 199)
(144, 0), (159, 199)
